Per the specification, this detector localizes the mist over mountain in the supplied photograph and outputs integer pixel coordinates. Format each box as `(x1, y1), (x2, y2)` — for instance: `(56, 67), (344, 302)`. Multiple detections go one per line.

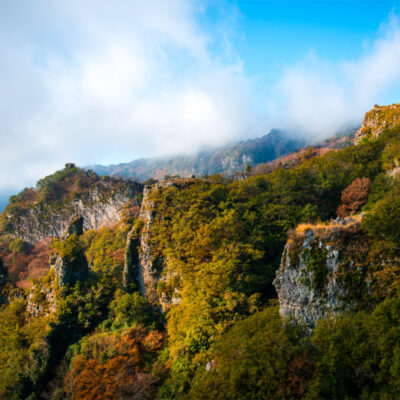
(90, 129), (308, 181)
(2, 103), (400, 398)
(4, 1), (400, 398)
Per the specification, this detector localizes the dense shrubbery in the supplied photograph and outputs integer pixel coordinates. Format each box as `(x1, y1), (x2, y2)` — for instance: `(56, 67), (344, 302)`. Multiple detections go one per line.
(150, 125), (400, 397)
(188, 293), (400, 400)
(2, 123), (400, 398)
(64, 326), (164, 400)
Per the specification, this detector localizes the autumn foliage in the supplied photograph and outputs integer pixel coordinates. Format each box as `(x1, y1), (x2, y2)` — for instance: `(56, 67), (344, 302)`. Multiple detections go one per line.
(337, 177), (370, 217)
(64, 326), (164, 400)
(0, 237), (51, 287)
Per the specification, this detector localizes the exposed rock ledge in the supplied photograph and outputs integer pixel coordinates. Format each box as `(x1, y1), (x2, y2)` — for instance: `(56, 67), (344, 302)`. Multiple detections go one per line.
(27, 216), (89, 317)
(125, 180), (196, 311)
(274, 216), (363, 328)
(3, 182), (142, 244)
(354, 103), (400, 143)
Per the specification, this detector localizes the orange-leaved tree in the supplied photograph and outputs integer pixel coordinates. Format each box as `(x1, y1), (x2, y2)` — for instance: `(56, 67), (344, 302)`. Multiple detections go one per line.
(337, 177), (370, 217)
(64, 326), (164, 400)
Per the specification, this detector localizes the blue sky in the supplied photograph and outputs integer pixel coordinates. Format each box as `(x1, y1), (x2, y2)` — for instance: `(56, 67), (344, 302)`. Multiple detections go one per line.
(1, 0), (400, 196)
(235, 1), (398, 89)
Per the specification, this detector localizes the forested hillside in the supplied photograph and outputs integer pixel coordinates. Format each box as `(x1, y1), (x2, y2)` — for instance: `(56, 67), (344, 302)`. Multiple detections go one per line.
(1, 104), (400, 399)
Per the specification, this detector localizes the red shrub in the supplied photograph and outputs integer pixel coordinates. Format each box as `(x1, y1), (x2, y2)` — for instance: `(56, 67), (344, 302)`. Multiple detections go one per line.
(337, 177), (370, 217)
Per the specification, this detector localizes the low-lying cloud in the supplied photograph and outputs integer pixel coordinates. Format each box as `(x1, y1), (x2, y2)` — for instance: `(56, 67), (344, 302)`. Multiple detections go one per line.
(0, 0), (252, 193)
(2, 3), (400, 195)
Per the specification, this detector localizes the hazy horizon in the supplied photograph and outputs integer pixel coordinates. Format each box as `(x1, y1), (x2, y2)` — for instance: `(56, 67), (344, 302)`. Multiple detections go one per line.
(2, 1), (400, 196)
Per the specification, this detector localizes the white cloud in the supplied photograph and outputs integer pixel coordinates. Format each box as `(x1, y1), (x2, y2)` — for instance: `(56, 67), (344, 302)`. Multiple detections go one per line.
(3, 3), (400, 196)
(0, 0), (252, 193)
(270, 15), (400, 140)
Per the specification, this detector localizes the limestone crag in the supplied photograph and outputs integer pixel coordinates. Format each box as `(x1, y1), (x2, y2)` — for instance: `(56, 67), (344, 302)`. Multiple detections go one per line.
(27, 216), (89, 317)
(354, 103), (400, 143)
(274, 217), (363, 328)
(26, 282), (57, 318)
(131, 184), (164, 304)
(51, 216), (88, 287)
(126, 180), (194, 309)
(3, 182), (142, 244)
(65, 215), (84, 237)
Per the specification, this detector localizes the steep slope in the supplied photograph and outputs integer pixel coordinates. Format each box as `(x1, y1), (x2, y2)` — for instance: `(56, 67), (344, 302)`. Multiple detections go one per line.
(354, 102), (400, 143)
(90, 129), (307, 180)
(2, 103), (400, 399)
(0, 163), (143, 244)
(274, 216), (366, 328)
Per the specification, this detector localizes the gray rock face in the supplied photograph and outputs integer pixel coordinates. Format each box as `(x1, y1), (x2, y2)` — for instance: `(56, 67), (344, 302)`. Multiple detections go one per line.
(135, 185), (164, 304)
(27, 216), (89, 317)
(354, 103), (400, 143)
(26, 282), (57, 318)
(50, 216), (88, 287)
(127, 181), (188, 310)
(274, 229), (350, 328)
(51, 250), (88, 287)
(3, 183), (142, 244)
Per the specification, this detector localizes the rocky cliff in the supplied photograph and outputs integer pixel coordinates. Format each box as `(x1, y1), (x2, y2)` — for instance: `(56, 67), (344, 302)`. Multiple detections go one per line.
(273, 216), (370, 328)
(1, 168), (142, 244)
(354, 103), (400, 143)
(125, 183), (168, 307)
(27, 216), (89, 317)
(124, 180), (197, 310)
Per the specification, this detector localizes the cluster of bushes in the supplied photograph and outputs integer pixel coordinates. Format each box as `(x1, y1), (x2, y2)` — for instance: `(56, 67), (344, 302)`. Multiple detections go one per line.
(149, 126), (400, 397)
(187, 295), (400, 399)
(2, 124), (400, 398)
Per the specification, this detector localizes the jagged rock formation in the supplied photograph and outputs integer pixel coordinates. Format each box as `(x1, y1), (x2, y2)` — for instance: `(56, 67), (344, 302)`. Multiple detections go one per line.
(26, 280), (57, 317)
(27, 217), (89, 317)
(274, 216), (364, 328)
(2, 178), (142, 245)
(125, 180), (194, 309)
(50, 216), (88, 287)
(126, 184), (165, 305)
(354, 103), (400, 143)
(65, 215), (84, 237)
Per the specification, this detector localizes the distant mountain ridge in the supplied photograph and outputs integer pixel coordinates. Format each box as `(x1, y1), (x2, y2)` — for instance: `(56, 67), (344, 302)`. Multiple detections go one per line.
(90, 129), (307, 181)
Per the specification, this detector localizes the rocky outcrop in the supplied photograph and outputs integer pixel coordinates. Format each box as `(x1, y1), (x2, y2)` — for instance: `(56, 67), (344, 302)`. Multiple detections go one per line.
(125, 180), (194, 309)
(26, 281), (57, 318)
(3, 182), (142, 244)
(27, 216), (89, 317)
(126, 184), (165, 305)
(50, 216), (88, 287)
(65, 215), (84, 237)
(274, 217), (364, 328)
(354, 103), (400, 143)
